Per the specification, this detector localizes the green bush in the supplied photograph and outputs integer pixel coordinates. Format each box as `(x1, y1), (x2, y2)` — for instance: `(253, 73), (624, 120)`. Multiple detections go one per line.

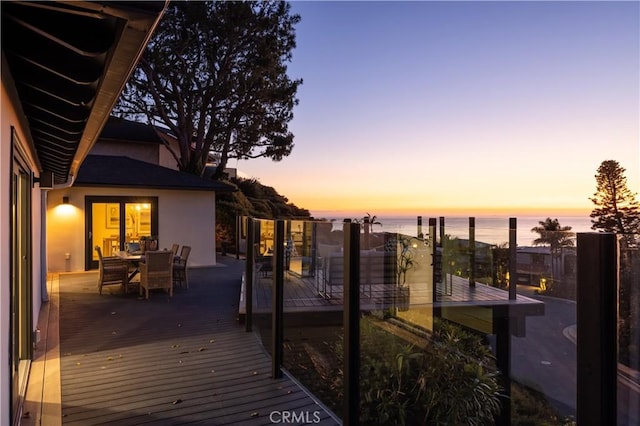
(328, 317), (501, 426)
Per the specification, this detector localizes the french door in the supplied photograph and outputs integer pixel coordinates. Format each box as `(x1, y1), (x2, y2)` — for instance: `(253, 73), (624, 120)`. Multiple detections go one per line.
(85, 196), (158, 270)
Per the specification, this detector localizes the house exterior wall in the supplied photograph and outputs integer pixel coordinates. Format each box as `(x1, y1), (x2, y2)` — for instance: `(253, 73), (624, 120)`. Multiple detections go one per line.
(90, 140), (159, 165)
(47, 187), (217, 272)
(1, 75), (44, 425)
(157, 133), (181, 170)
(1, 71), (16, 426)
(91, 133), (181, 171)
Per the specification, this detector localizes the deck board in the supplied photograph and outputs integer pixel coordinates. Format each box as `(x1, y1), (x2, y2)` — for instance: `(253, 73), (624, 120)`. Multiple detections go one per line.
(58, 258), (340, 425)
(246, 267), (544, 319)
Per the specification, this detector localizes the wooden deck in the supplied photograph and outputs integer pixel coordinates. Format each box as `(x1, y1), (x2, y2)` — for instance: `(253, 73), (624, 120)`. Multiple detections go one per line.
(242, 269), (544, 317)
(239, 268), (545, 366)
(29, 257), (340, 425)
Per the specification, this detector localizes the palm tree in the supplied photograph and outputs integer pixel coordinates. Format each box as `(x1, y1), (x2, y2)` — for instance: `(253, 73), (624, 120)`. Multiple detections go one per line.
(355, 213), (382, 249)
(531, 218), (575, 283)
(354, 212), (382, 231)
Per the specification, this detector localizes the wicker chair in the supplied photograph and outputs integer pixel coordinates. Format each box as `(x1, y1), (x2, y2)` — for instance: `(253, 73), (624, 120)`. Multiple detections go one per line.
(95, 246), (129, 294)
(173, 245), (191, 289)
(171, 243), (180, 256)
(139, 250), (173, 299)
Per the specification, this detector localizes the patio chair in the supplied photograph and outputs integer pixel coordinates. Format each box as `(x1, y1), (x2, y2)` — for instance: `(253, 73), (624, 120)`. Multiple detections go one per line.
(254, 243), (272, 278)
(95, 246), (129, 295)
(173, 245), (191, 289)
(316, 243), (341, 296)
(139, 250), (173, 299)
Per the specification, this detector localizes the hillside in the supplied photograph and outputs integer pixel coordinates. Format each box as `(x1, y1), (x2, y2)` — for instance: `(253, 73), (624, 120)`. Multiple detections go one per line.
(215, 177), (311, 247)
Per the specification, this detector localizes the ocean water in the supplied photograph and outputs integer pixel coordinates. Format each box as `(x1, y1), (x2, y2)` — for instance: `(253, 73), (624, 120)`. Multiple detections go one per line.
(325, 215), (594, 248)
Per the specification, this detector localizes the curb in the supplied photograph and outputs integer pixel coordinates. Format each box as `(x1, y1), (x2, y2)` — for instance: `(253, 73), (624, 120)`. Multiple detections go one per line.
(563, 324), (640, 391)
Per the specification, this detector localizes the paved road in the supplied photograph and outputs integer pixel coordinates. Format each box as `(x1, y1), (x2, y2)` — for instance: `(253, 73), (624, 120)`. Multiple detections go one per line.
(510, 292), (577, 417)
(508, 287), (639, 425)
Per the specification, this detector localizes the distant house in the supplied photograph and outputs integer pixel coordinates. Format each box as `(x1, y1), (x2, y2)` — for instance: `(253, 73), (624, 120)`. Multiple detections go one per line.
(47, 117), (236, 272)
(516, 246), (577, 286)
(1, 3), (167, 423)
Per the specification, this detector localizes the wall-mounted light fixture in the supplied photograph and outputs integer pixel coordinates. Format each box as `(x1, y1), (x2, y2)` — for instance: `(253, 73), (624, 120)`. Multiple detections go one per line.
(32, 171), (54, 189)
(62, 196), (69, 204)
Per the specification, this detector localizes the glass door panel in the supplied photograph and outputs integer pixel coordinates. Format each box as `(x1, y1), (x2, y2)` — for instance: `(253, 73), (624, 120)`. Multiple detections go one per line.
(125, 202), (152, 244)
(91, 202), (121, 261)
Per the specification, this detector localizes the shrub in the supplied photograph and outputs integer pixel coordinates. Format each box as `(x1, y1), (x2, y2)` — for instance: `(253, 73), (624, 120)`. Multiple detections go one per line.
(328, 317), (501, 425)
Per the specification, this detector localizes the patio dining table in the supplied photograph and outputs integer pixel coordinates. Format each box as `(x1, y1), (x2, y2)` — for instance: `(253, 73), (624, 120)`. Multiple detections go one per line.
(115, 250), (182, 282)
(114, 251), (145, 281)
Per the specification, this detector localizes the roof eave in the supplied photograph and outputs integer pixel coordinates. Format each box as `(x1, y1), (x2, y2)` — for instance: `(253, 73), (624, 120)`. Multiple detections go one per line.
(69, 2), (168, 183)
(73, 182), (237, 193)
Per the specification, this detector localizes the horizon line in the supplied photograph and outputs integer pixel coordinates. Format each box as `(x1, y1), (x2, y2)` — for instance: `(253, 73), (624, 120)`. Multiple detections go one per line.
(310, 208), (592, 219)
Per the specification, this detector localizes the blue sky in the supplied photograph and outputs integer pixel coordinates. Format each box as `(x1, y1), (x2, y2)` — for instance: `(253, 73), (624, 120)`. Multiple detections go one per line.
(236, 1), (640, 217)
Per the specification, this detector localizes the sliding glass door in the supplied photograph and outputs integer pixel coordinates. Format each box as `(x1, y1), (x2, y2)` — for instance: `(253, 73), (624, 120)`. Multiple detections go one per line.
(85, 196), (158, 269)
(11, 130), (32, 424)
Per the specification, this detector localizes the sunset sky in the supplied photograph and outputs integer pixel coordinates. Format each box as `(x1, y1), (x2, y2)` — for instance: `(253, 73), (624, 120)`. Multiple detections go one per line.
(236, 1), (640, 218)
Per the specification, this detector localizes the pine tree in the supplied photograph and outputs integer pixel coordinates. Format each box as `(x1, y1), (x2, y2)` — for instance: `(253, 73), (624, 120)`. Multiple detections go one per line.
(590, 160), (640, 236)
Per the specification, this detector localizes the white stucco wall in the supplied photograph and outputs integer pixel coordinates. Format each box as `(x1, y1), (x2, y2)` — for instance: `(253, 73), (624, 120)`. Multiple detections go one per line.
(0, 68), (13, 426)
(158, 135), (181, 170)
(90, 141), (159, 165)
(1, 75), (44, 425)
(47, 187), (217, 272)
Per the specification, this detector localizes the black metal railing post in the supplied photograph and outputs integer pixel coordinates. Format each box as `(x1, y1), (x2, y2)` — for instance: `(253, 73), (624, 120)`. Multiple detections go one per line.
(245, 218), (254, 332)
(383, 231), (395, 312)
(430, 218), (439, 303)
(577, 232), (618, 426)
(343, 220), (360, 426)
(235, 215), (241, 260)
(469, 217), (476, 288)
(494, 311), (512, 426)
(509, 217), (517, 300)
(272, 219), (285, 379)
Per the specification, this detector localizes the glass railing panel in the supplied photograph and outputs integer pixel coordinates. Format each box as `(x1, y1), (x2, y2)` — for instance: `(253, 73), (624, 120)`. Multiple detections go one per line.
(440, 230), (497, 300)
(247, 216), (640, 424)
(475, 217), (511, 249)
(510, 229), (577, 424)
(355, 229), (500, 424)
(255, 218), (275, 256)
(518, 227), (577, 300)
(281, 219), (344, 419)
(284, 219), (318, 277)
(250, 218), (274, 357)
(474, 218), (511, 290)
(358, 230), (416, 424)
(393, 232), (435, 333)
(618, 233), (639, 426)
(517, 226), (577, 300)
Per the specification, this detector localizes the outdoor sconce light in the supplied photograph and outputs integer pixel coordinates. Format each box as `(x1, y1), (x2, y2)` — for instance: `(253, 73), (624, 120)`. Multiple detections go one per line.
(62, 196), (69, 204)
(539, 277), (547, 291)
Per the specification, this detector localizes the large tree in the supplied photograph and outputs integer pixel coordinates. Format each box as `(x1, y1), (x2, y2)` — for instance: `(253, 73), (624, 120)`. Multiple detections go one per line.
(115, 1), (302, 178)
(590, 160), (640, 236)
